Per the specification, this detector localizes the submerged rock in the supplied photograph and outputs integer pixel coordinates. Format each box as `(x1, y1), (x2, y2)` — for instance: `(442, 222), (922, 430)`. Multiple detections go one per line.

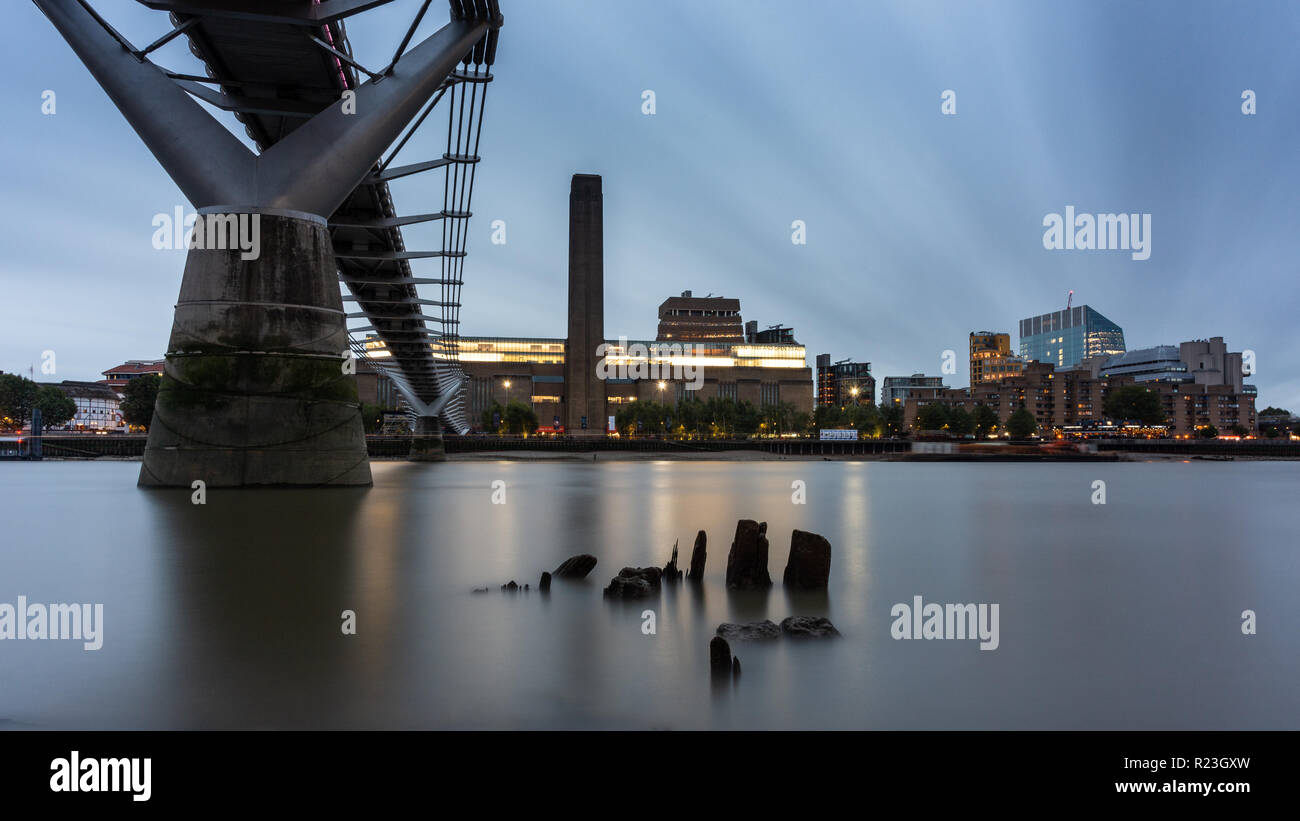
(725, 520), (772, 590)
(603, 566), (662, 599)
(783, 529), (832, 589)
(716, 620), (782, 641)
(472, 587), (489, 594)
(687, 530), (707, 580)
(780, 616), (840, 638)
(709, 636), (732, 677)
(553, 554), (597, 579)
(539, 571), (551, 592)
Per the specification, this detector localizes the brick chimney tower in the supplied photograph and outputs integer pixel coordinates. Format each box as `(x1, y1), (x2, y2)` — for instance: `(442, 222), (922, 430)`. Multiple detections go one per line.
(564, 174), (607, 435)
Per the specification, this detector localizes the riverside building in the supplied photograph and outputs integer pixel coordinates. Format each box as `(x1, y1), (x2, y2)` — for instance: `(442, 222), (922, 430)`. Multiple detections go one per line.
(49, 381), (125, 432)
(901, 335), (1256, 437)
(970, 332), (1026, 384)
(881, 374), (947, 406)
(816, 355), (875, 407)
(1079, 336), (1256, 435)
(363, 175), (812, 433)
(1019, 305), (1125, 369)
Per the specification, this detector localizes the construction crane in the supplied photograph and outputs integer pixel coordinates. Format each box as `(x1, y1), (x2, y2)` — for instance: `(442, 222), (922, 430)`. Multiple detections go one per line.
(1066, 290), (1074, 312)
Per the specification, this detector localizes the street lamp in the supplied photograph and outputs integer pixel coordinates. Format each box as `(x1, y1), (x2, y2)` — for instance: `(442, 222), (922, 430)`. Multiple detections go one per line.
(657, 381), (668, 436)
(503, 380), (511, 389)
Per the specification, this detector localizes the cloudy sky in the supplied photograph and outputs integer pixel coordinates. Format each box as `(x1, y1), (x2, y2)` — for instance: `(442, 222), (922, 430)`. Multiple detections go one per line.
(3, 0), (1298, 408)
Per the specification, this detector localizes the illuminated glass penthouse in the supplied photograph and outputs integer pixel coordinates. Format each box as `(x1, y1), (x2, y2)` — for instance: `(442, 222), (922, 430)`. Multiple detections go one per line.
(1018, 305), (1125, 369)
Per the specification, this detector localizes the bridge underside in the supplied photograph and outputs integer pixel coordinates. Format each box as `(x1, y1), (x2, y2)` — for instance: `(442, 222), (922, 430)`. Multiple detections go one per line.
(37, 0), (501, 485)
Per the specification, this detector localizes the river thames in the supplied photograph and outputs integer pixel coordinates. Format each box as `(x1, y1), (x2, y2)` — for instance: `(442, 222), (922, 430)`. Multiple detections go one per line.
(0, 459), (1296, 730)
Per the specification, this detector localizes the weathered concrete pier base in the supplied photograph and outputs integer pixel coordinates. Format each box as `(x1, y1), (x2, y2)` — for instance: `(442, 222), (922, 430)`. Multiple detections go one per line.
(139, 213), (372, 487)
(409, 416), (447, 462)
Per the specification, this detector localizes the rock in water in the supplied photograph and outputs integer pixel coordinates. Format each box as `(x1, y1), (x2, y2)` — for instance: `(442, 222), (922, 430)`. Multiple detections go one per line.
(538, 571), (552, 592)
(553, 554), (597, 579)
(732, 656), (741, 678)
(709, 636), (732, 677)
(603, 566), (663, 599)
(662, 539), (682, 582)
(783, 529), (832, 589)
(780, 616), (840, 638)
(716, 620), (782, 641)
(687, 530), (707, 580)
(501, 580), (518, 592)
(725, 520), (772, 590)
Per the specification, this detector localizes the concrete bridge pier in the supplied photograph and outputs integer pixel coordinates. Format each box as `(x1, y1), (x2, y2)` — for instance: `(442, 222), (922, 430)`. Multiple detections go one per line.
(409, 416), (447, 462)
(37, 0), (497, 487)
(139, 212), (371, 487)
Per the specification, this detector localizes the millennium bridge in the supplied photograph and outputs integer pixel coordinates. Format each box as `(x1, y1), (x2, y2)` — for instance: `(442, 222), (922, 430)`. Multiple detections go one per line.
(35, 0), (504, 486)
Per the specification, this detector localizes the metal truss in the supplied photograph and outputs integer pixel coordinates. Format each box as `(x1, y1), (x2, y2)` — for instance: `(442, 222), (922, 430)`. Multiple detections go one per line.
(36, 0), (503, 434)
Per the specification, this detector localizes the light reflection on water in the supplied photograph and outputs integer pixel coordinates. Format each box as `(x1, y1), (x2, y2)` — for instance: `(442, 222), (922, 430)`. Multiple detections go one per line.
(0, 459), (1297, 729)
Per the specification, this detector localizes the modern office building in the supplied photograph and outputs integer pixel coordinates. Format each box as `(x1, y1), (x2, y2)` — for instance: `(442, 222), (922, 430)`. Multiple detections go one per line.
(881, 374), (947, 406)
(1087, 345), (1187, 383)
(815, 355), (875, 407)
(969, 331), (1025, 384)
(1019, 305), (1125, 369)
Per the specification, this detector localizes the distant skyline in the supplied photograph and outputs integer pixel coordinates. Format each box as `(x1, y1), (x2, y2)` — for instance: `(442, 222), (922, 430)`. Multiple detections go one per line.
(3, 0), (1298, 409)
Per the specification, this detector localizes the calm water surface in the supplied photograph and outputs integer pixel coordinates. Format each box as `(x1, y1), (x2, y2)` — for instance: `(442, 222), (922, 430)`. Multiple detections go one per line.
(0, 459), (1297, 729)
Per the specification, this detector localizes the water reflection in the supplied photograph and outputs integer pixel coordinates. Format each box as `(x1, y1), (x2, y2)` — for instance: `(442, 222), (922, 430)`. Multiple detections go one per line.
(143, 486), (368, 727)
(0, 459), (1296, 729)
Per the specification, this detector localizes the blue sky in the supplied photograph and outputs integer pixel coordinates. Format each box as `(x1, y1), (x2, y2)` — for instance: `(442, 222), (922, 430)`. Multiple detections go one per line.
(3, 0), (1298, 409)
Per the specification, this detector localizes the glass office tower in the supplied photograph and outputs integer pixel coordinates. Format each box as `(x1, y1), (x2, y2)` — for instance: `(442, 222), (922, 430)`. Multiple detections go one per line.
(1018, 305), (1125, 368)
